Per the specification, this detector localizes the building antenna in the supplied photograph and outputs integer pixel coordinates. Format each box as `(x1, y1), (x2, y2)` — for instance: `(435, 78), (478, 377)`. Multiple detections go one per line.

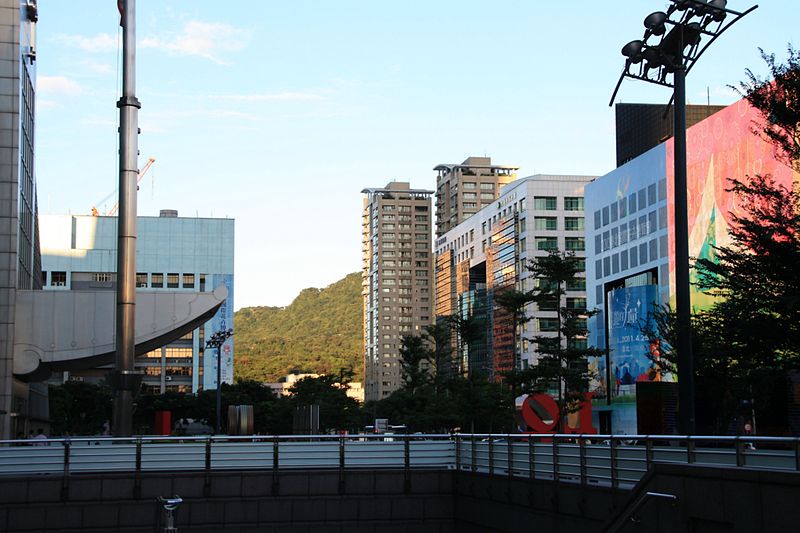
(707, 86), (710, 105)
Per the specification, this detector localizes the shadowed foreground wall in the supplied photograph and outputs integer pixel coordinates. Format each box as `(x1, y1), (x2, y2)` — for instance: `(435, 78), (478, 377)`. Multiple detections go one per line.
(0, 465), (797, 532)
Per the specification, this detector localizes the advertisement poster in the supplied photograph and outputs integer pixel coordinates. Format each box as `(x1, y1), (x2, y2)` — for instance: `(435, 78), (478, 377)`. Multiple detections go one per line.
(204, 274), (234, 390)
(607, 284), (662, 399)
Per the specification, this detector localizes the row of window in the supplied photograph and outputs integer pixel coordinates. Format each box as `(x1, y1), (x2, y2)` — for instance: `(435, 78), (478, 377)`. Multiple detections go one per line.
(594, 207), (666, 254)
(382, 205), (429, 212)
(593, 179), (667, 230)
(527, 236), (585, 252)
(533, 196), (584, 211)
(528, 216), (584, 231)
(43, 271), (203, 289)
(595, 236), (668, 280)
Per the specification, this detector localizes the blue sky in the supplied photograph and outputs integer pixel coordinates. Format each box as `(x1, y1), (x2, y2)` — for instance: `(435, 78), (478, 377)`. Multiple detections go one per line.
(35, 1), (797, 308)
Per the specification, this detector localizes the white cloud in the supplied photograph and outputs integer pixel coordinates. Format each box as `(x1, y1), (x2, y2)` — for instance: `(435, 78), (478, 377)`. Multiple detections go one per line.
(141, 21), (249, 65)
(53, 33), (118, 53)
(38, 75), (82, 96)
(210, 92), (324, 102)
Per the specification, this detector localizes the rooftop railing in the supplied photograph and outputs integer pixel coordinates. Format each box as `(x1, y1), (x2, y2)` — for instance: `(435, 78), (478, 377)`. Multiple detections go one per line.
(1, 434), (797, 490)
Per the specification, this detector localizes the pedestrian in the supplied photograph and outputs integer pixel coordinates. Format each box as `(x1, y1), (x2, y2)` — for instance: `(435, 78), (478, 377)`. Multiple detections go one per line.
(32, 428), (48, 446)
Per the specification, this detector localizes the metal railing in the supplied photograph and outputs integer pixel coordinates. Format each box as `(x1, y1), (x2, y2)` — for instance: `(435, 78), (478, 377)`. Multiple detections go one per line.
(0, 434), (797, 490)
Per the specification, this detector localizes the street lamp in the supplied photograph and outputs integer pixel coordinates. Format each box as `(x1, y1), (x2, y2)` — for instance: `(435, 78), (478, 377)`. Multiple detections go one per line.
(610, 0), (756, 435)
(206, 328), (234, 434)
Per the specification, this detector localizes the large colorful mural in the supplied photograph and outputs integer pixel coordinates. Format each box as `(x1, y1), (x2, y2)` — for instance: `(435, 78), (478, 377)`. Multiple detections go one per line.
(665, 99), (800, 308)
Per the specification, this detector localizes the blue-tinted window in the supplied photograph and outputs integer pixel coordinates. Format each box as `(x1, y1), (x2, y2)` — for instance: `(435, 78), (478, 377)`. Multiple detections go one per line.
(629, 220), (638, 241)
(594, 210), (601, 229)
(612, 253), (620, 274)
(630, 247), (639, 268)
(639, 243), (648, 264)
(638, 188), (647, 210)
(648, 211), (657, 234)
(649, 239), (658, 260)
(660, 235), (668, 259)
(596, 285), (603, 304)
(611, 226), (619, 248)
(629, 193), (637, 214)
(603, 256), (611, 277)
(620, 250), (629, 270)
(659, 206), (667, 230)
(639, 214), (648, 235)
(602, 230), (610, 252)
(610, 201), (618, 223)
(619, 198), (627, 218)
(648, 184), (657, 206)
(620, 225), (628, 245)
(602, 206), (609, 226)
(595, 234), (602, 254)
(658, 178), (667, 201)
(595, 260), (603, 280)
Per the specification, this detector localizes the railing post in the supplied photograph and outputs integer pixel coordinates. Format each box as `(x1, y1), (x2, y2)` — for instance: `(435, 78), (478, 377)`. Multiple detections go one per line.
(610, 437), (618, 489)
(795, 439), (800, 472)
(687, 437), (696, 464)
(403, 435), (411, 493)
(552, 436), (559, 483)
(134, 437), (143, 498)
(507, 436), (513, 479)
(471, 434), (476, 472)
(271, 436), (279, 495)
(735, 436), (744, 467)
(579, 436), (587, 486)
(60, 438), (71, 500)
(488, 435), (494, 476)
(203, 436), (212, 496)
(645, 438), (654, 471)
(528, 434), (535, 480)
(455, 434), (461, 471)
(338, 435), (346, 494)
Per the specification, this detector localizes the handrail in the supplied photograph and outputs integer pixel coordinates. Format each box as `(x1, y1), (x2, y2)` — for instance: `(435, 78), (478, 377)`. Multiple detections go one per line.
(603, 491), (678, 533)
(0, 433), (797, 490)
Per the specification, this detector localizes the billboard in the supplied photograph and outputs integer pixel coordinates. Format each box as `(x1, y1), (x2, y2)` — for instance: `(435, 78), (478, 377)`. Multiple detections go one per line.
(204, 274), (234, 390)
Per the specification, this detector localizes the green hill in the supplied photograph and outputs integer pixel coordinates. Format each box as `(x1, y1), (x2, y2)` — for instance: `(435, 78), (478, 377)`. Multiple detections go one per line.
(233, 272), (363, 382)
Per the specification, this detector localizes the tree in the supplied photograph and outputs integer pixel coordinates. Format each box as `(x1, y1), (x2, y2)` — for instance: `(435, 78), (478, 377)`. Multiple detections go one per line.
(398, 334), (432, 395)
(288, 370), (361, 433)
(515, 251), (602, 430)
(49, 381), (113, 436)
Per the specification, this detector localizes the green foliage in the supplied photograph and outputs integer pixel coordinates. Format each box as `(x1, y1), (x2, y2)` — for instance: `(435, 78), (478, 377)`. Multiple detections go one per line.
(234, 272), (363, 382)
(288, 372), (362, 433)
(48, 381), (113, 436)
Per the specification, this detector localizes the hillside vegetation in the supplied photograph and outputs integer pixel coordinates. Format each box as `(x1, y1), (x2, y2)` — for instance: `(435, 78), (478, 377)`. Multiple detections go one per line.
(234, 272), (363, 382)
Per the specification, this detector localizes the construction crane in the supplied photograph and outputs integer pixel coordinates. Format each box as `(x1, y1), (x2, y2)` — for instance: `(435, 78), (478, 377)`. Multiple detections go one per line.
(91, 156), (156, 216)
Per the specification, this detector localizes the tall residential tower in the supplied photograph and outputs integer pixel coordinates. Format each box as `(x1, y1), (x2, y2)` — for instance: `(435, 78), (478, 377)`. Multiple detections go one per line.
(434, 156), (518, 237)
(362, 182), (434, 401)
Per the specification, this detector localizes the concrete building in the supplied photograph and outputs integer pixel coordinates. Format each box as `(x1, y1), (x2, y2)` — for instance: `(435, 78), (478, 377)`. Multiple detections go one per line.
(434, 157), (518, 237)
(434, 174), (595, 377)
(362, 182), (434, 401)
(40, 211), (235, 394)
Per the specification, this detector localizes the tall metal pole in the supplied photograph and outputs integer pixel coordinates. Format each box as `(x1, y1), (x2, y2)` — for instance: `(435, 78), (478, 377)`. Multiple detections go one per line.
(112, 0), (142, 437)
(216, 344), (222, 434)
(673, 62), (696, 435)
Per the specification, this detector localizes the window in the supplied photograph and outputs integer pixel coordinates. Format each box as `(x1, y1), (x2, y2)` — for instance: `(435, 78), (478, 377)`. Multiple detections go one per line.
(463, 182), (476, 189)
(152, 273), (164, 288)
(538, 298), (558, 311)
(399, 206), (411, 212)
(574, 259), (586, 272)
(480, 192), (494, 200)
(566, 278), (586, 290)
(566, 297), (586, 310)
(136, 273), (148, 288)
(565, 237), (585, 252)
(480, 182), (494, 190)
(534, 196), (557, 210)
(564, 217), (584, 231)
(51, 271), (67, 286)
(564, 197), (584, 211)
(534, 217), (557, 230)
(167, 273), (179, 288)
(463, 192), (477, 199)
(463, 202), (477, 209)
(93, 272), (113, 283)
(535, 237), (558, 251)
(183, 273), (195, 289)
(538, 318), (560, 332)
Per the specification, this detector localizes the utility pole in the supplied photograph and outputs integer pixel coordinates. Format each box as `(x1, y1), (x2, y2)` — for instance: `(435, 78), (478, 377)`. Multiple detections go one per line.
(111, 0), (143, 437)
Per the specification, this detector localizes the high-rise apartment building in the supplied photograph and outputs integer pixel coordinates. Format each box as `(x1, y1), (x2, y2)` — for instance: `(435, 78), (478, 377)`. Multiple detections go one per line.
(434, 156), (518, 237)
(434, 174), (595, 378)
(362, 182), (434, 401)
